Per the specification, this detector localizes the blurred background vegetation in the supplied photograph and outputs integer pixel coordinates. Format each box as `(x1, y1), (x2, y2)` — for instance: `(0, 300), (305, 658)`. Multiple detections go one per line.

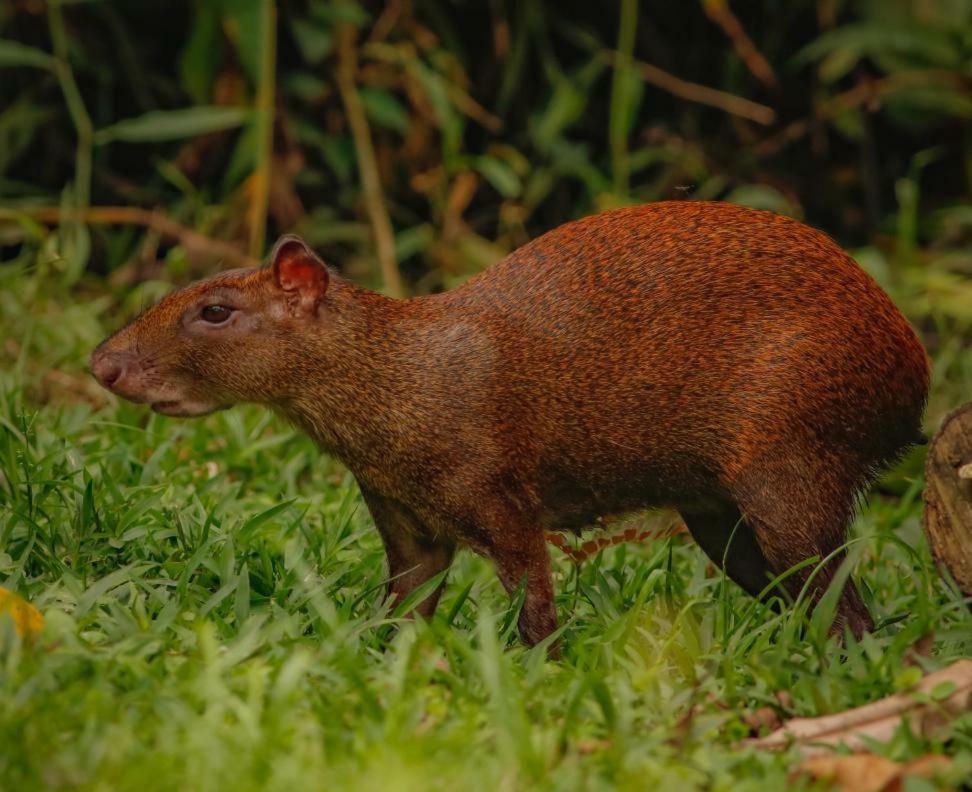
(0, 0), (970, 341)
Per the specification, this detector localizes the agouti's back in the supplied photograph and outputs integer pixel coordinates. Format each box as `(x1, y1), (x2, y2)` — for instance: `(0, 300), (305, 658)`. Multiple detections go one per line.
(91, 201), (930, 646)
(426, 203), (927, 527)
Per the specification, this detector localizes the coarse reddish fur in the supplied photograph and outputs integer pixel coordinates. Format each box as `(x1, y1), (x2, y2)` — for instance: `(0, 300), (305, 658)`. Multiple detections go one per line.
(91, 202), (930, 647)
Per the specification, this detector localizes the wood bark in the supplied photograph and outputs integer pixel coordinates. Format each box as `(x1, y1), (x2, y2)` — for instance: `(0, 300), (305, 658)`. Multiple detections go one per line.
(749, 660), (972, 756)
(923, 402), (972, 600)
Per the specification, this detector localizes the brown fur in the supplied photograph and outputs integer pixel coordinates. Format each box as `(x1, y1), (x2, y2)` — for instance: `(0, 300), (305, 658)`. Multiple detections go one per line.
(90, 202), (930, 646)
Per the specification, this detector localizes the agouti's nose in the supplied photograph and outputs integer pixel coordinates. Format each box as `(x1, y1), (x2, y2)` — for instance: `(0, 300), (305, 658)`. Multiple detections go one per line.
(91, 351), (128, 390)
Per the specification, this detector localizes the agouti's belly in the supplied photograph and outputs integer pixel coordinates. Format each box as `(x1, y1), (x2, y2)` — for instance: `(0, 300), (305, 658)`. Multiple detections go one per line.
(533, 436), (728, 532)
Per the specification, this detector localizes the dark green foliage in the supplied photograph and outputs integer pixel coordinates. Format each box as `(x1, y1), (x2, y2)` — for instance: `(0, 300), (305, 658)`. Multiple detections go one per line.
(1, 0), (969, 288)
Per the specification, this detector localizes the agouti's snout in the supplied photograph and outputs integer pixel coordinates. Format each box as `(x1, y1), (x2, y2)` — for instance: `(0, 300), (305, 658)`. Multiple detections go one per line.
(90, 339), (225, 418)
(90, 349), (132, 392)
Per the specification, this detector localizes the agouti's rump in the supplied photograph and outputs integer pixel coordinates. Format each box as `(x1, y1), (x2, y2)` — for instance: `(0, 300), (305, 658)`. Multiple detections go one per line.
(91, 202), (930, 646)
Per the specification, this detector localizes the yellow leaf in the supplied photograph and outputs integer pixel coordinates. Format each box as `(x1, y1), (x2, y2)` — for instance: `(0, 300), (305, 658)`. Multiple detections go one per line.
(0, 586), (44, 639)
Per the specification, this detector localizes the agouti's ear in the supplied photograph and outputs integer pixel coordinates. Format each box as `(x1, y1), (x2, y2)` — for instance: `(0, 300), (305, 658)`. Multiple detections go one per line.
(271, 235), (329, 315)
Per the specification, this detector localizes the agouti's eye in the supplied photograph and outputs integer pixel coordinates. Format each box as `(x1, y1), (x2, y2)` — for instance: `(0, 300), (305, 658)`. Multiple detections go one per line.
(200, 305), (233, 324)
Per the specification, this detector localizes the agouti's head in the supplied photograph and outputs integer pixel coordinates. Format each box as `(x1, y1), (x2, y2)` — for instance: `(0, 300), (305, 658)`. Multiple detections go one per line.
(90, 236), (331, 417)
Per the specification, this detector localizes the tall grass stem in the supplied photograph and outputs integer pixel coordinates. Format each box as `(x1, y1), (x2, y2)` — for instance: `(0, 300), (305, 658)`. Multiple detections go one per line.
(249, 0), (277, 259)
(47, 0), (92, 208)
(609, 0), (638, 196)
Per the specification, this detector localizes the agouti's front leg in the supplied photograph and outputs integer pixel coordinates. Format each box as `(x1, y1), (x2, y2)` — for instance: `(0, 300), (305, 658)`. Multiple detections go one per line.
(361, 489), (455, 618)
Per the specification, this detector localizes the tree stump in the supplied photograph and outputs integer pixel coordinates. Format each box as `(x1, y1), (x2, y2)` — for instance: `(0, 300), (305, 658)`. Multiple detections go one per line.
(923, 402), (972, 601)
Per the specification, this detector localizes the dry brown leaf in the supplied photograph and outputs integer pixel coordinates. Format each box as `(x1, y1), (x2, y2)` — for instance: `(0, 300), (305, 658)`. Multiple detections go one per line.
(903, 631), (936, 668)
(744, 705), (783, 735)
(899, 754), (953, 783)
(799, 754), (900, 792)
(576, 739), (611, 755)
(798, 753), (952, 792)
(750, 660), (972, 757)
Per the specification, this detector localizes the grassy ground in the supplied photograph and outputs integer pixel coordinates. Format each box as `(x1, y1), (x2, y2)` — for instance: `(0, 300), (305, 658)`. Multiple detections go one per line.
(1, 252), (971, 792)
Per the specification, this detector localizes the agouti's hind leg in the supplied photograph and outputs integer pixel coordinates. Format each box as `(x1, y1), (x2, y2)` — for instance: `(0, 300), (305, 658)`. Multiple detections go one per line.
(680, 504), (776, 599)
(497, 547), (559, 648)
(479, 529), (559, 648)
(730, 458), (874, 639)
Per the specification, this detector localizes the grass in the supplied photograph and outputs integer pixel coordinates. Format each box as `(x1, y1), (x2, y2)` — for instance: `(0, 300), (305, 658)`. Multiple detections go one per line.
(1, 254), (971, 792)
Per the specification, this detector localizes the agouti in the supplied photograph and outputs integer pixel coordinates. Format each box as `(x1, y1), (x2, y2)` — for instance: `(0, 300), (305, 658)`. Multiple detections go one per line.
(90, 201), (930, 646)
